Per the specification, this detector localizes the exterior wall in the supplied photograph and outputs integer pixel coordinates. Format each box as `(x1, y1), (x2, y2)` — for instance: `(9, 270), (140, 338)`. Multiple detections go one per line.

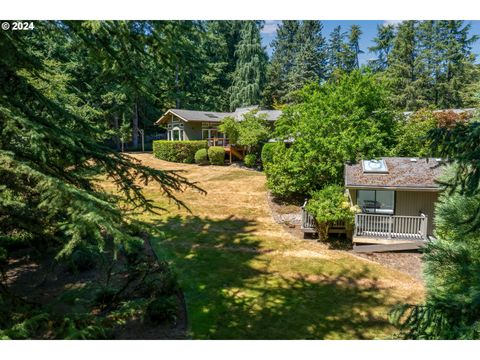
(348, 188), (439, 236)
(395, 191), (438, 235)
(183, 121), (202, 140)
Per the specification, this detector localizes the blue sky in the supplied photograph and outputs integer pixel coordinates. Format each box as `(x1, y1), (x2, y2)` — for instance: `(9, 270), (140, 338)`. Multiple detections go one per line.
(261, 20), (480, 64)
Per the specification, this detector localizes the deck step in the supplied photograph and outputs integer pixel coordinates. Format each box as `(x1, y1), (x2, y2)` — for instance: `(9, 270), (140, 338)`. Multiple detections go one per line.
(353, 241), (426, 253)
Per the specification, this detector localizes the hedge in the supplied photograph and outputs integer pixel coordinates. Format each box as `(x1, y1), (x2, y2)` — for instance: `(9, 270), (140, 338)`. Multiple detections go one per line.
(153, 140), (207, 163)
(244, 153), (257, 168)
(261, 142), (280, 165)
(194, 148), (209, 165)
(208, 146), (225, 165)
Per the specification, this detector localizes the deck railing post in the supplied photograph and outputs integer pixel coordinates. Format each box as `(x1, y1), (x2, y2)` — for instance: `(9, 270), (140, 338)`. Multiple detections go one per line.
(421, 214), (428, 239)
(388, 216), (393, 239)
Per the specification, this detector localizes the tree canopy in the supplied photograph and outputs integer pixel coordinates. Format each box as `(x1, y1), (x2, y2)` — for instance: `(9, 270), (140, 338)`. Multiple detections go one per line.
(264, 70), (395, 197)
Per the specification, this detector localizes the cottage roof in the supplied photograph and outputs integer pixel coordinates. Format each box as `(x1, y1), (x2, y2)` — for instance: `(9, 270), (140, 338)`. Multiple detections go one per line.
(155, 106), (282, 124)
(344, 157), (444, 191)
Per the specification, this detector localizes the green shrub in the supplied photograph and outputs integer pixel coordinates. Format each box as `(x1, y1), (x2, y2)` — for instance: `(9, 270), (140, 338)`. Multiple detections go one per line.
(244, 154), (257, 168)
(261, 142), (279, 165)
(145, 295), (177, 324)
(208, 146), (225, 165)
(306, 185), (359, 241)
(152, 140), (207, 163)
(194, 148), (209, 165)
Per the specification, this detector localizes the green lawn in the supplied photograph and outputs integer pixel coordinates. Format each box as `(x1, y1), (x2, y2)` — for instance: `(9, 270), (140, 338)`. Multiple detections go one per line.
(129, 154), (423, 339)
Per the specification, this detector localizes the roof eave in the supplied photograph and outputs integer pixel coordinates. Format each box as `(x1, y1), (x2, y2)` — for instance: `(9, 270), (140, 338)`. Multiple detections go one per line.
(345, 184), (441, 192)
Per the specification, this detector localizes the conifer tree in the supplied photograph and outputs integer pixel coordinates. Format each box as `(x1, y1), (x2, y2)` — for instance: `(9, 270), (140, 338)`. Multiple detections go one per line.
(368, 24), (395, 71)
(345, 25), (363, 70)
(328, 26), (347, 74)
(385, 21), (426, 110)
(287, 21), (328, 96)
(263, 21), (300, 106)
(229, 21), (268, 110)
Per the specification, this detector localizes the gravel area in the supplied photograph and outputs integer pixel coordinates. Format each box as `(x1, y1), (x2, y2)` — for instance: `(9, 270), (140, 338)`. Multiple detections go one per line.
(351, 251), (424, 281)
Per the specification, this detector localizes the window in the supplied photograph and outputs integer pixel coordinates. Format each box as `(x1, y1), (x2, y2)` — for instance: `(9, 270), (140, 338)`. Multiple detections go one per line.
(357, 190), (394, 215)
(168, 126), (184, 141)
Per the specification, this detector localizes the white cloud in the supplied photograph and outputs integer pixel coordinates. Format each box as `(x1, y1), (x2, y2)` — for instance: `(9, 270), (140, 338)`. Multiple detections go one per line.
(261, 20), (280, 35)
(383, 20), (404, 26)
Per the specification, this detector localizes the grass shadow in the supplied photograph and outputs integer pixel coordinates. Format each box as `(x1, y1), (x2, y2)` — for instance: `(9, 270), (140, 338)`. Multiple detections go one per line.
(148, 214), (398, 339)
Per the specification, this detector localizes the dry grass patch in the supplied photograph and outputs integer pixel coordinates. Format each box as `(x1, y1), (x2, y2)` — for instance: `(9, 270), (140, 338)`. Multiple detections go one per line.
(106, 153), (424, 339)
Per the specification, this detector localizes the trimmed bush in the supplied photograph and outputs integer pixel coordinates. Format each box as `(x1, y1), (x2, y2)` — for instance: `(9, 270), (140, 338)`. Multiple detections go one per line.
(208, 146), (225, 165)
(153, 140), (207, 163)
(194, 148), (209, 165)
(261, 142), (279, 165)
(244, 153), (257, 168)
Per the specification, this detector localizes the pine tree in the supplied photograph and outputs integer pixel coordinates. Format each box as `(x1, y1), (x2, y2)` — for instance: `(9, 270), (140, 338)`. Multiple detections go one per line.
(385, 21), (427, 110)
(368, 24), (395, 71)
(392, 120), (480, 339)
(0, 22), (193, 259)
(345, 25), (363, 70)
(229, 21), (268, 110)
(263, 21), (300, 106)
(287, 21), (328, 96)
(328, 26), (347, 74)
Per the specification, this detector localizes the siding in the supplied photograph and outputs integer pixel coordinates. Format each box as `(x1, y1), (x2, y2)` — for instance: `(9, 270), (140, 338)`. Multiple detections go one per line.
(395, 191), (438, 235)
(183, 121), (202, 140)
(348, 189), (439, 235)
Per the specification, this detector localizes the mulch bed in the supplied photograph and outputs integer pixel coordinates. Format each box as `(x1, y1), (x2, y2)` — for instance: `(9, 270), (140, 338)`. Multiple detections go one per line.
(266, 191), (424, 282)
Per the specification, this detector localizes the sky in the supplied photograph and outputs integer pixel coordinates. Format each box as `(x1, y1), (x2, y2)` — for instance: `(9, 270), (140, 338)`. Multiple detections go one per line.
(260, 20), (480, 65)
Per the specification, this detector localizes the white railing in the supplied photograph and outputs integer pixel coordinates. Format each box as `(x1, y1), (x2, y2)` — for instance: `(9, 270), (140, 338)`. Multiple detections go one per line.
(301, 206), (316, 232)
(354, 213), (428, 240)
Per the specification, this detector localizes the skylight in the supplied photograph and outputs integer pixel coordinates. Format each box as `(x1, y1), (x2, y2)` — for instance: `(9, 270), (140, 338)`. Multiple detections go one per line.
(205, 113), (218, 118)
(362, 159), (388, 173)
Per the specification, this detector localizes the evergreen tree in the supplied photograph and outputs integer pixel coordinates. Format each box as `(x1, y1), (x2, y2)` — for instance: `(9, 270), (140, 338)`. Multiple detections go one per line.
(392, 119), (480, 339)
(287, 21), (328, 97)
(385, 21), (426, 110)
(345, 25), (363, 70)
(229, 21), (268, 110)
(0, 23), (197, 327)
(263, 21), (300, 106)
(368, 24), (396, 71)
(328, 26), (347, 74)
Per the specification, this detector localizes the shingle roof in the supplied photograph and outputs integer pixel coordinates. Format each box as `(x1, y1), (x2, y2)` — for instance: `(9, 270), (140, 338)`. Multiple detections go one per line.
(155, 106), (282, 124)
(344, 157), (444, 190)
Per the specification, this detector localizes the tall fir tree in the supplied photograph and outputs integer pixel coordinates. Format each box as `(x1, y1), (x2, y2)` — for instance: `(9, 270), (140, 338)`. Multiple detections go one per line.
(345, 25), (363, 70)
(229, 21), (268, 110)
(328, 25), (347, 74)
(368, 24), (395, 72)
(263, 21), (300, 107)
(385, 21), (427, 110)
(287, 21), (328, 97)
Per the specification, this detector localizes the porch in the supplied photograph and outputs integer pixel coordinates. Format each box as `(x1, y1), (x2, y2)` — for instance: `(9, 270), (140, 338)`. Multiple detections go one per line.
(353, 213), (428, 243)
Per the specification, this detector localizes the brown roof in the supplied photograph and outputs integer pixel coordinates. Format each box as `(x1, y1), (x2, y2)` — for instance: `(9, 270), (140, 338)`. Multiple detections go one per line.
(344, 157), (444, 191)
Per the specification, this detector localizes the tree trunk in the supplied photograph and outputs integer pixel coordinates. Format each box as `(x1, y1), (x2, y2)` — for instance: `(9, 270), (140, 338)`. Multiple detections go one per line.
(175, 63), (180, 108)
(132, 102), (139, 148)
(113, 114), (120, 151)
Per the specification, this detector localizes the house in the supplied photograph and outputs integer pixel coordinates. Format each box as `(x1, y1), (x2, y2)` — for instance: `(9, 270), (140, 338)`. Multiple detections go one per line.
(302, 157), (444, 252)
(155, 106), (282, 146)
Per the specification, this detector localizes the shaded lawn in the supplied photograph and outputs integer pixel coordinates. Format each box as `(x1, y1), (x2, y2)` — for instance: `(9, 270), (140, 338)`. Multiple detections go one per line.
(121, 154), (424, 339)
